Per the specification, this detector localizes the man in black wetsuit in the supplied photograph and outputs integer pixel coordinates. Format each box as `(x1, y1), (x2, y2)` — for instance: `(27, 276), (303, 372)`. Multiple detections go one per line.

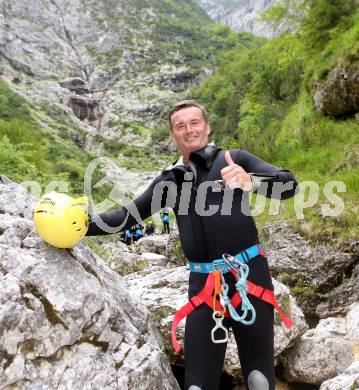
(86, 101), (298, 390)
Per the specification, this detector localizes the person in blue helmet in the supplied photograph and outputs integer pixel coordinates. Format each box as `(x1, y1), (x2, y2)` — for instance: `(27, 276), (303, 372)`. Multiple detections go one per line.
(124, 228), (132, 246)
(133, 225), (144, 241)
(86, 100), (298, 390)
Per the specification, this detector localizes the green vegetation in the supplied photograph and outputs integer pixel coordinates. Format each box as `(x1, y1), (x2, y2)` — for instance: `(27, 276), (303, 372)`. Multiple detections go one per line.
(0, 79), (111, 200)
(86, 0), (260, 81)
(151, 125), (170, 144)
(83, 237), (112, 261)
(194, 0), (359, 246)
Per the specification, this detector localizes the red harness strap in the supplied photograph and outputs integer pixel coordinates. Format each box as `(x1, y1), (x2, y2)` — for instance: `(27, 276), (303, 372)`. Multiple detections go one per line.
(171, 270), (293, 353)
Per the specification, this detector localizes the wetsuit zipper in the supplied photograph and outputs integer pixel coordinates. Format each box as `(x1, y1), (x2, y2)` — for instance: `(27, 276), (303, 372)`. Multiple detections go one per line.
(190, 166), (209, 261)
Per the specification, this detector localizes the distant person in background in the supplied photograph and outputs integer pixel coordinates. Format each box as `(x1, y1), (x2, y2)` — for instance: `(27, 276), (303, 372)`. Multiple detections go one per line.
(124, 229), (132, 245)
(145, 222), (155, 235)
(133, 225), (143, 241)
(162, 211), (170, 234)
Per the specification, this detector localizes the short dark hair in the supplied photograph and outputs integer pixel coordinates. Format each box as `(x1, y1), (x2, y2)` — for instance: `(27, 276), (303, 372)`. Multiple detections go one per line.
(168, 100), (208, 130)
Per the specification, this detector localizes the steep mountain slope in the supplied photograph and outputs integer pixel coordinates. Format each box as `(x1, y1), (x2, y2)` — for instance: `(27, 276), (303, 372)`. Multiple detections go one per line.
(197, 0), (278, 37)
(0, 0), (244, 146)
(0, 0), (256, 194)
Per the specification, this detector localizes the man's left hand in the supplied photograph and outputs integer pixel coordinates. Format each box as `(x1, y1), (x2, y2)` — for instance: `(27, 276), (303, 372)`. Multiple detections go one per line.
(221, 151), (253, 191)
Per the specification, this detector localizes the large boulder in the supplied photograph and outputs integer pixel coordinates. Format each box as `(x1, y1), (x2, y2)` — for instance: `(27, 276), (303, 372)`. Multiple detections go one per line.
(124, 265), (308, 378)
(134, 235), (169, 256)
(319, 361), (359, 390)
(282, 317), (355, 385)
(0, 177), (180, 389)
(264, 221), (358, 317)
(124, 266), (187, 365)
(313, 64), (359, 117)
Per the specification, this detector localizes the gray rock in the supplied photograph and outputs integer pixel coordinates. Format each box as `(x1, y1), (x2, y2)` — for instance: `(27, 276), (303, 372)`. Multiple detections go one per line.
(134, 235), (169, 256)
(0, 178), (180, 390)
(282, 317), (355, 385)
(140, 252), (168, 267)
(315, 263), (359, 318)
(346, 302), (359, 342)
(264, 221), (358, 317)
(313, 64), (359, 117)
(124, 266), (188, 365)
(319, 361), (359, 390)
(86, 235), (147, 276)
(0, 176), (37, 220)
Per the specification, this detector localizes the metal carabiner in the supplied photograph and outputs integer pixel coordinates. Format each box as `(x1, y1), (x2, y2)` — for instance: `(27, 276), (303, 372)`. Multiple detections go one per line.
(211, 311), (229, 344)
(222, 253), (242, 270)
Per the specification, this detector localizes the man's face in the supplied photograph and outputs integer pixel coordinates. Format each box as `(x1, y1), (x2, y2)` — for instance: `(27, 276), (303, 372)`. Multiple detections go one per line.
(170, 106), (210, 157)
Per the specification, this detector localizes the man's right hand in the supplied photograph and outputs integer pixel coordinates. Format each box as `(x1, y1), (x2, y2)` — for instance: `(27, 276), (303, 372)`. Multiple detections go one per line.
(220, 151), (253, 191)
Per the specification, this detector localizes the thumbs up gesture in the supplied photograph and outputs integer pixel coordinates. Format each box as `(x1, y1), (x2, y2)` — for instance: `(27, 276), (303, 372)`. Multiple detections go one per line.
(220, 151), (253, 191)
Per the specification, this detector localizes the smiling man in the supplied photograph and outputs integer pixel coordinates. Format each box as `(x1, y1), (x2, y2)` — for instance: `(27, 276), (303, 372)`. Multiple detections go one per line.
(170, 104), (211, 165)
(86, 100), (298, 390)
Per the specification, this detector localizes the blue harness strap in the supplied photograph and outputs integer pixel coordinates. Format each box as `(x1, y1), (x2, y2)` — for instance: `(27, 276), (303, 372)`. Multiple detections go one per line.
(188, 243), (266, 274)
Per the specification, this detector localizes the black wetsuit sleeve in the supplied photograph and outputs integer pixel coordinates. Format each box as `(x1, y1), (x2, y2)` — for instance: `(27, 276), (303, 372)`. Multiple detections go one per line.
(234, 149), (298, 200)
(86, 172), (175, 236)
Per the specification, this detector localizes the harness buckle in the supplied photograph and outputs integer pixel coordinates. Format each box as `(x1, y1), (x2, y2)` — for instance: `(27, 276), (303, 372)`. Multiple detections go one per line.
(190, 296), (202, 308)
(212, 259), (226, 272)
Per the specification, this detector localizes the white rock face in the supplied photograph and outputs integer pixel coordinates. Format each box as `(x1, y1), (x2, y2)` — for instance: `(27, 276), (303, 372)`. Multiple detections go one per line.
(0, 0), (206, 142)
(124, 265), (308, 377)
(319, 361), (359, 390)
(282, 317), (355, 385)
(197, 0), (279, 37)
(0, 177), (180, 390)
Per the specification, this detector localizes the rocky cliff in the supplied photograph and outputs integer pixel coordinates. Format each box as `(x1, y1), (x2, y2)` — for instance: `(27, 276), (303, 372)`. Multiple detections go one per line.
(0, 0), (228, 149)
(197, 0), (278, 37)
(0, 176), (180, 389)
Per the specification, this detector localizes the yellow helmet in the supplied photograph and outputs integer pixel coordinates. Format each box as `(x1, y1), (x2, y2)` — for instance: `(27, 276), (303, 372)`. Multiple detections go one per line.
(34, 192), (89, 248)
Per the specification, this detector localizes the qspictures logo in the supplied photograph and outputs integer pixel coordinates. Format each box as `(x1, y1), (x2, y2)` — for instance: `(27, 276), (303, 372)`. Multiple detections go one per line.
(16, 156), (347, 232)
(82, 157), (347, 234)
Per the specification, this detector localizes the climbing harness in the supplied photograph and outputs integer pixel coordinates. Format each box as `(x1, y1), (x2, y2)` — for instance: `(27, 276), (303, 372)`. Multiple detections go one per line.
(209, 254), (256, 343)
(171, 243), (293, 353)
(219, 254), (256, 326)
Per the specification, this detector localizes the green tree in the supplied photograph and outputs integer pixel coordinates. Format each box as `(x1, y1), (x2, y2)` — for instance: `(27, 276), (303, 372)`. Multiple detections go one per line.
(301, 0), (358, 51)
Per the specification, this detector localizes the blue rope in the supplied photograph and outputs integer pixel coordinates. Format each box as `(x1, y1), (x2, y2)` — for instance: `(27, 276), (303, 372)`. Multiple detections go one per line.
(219, 263), (256, 325)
